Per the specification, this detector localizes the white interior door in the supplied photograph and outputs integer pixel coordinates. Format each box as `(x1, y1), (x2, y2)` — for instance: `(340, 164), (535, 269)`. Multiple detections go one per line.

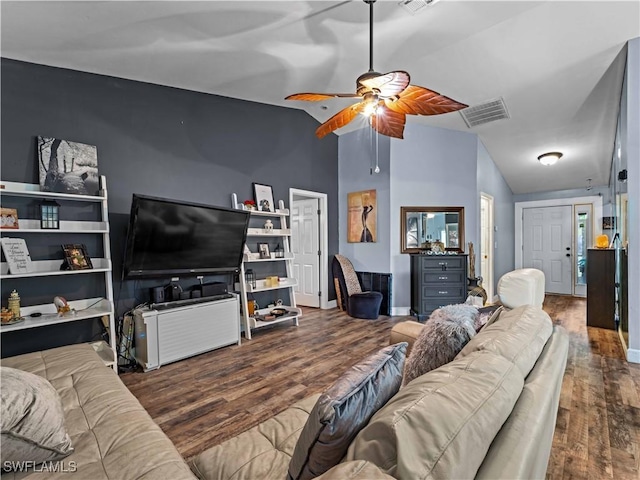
(523, 206), (573, 294)
(480, 193), (494, 301)
(291, 198), (320, 307)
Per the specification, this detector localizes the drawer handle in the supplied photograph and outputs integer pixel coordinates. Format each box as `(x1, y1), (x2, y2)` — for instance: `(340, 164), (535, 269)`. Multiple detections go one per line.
(438, 262), (447, 266)
(438, 276), (448, 280)
(438, 291), (448, 295)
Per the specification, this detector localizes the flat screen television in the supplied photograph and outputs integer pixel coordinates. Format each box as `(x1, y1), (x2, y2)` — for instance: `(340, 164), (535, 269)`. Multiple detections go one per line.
(122, 194), (250, 279)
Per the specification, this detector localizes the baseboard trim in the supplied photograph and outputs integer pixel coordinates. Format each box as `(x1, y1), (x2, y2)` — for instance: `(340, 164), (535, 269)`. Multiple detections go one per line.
(391, 307), (411, 316)
(324, 300), (337, 310)
(627, 348), (640, 364)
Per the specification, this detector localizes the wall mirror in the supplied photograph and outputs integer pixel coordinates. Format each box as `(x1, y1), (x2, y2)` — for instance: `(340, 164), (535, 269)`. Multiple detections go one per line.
(401, 206), (465, 254)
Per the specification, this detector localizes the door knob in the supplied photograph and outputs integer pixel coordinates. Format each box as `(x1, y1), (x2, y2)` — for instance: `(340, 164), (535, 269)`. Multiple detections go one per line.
(566, 253), (571, 257)
(566, 247), (571, 250)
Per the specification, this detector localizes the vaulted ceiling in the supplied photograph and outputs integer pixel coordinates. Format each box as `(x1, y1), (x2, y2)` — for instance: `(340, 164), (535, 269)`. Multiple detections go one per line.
(1, 1), (638, 194)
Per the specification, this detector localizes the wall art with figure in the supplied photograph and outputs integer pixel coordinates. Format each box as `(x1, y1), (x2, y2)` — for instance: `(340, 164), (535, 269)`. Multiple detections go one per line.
(38, 137), (99, 196)
(347, 189), (377, 243)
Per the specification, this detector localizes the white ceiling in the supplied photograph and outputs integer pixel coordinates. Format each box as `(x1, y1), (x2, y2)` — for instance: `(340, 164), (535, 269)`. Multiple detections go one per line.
(1, 1), (638, 194)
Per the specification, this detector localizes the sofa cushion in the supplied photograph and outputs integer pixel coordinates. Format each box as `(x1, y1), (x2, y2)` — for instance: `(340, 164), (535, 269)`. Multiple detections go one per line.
(1, 367), (74, 468)
(288, 343), (407, 480)
(347, 350), (525, 479)
(476, 326), (569, 480)
(1, 344), (196, 480)
(190, 395), (319, 480)
(403, 305), (477, 386)
(456, 304), (553, 378)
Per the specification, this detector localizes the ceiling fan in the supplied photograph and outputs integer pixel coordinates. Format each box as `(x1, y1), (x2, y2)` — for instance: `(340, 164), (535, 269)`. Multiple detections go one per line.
(286, 0), (468, 139)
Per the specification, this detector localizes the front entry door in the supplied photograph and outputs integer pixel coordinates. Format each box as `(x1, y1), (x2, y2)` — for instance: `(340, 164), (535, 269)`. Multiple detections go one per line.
(523, 206), (572, 294)
(291, 198), (320, 307)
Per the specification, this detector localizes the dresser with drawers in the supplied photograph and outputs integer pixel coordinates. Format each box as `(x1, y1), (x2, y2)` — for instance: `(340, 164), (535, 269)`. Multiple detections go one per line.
(410, 253), (468, 321)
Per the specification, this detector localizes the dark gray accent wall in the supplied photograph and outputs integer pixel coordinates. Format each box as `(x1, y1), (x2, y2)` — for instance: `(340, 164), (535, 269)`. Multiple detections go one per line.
(1, 58), (338, 357)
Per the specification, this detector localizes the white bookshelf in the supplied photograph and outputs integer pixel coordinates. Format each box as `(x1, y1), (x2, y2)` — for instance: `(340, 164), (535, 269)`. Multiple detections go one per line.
(231, 195), (300, 339)
(0, 176), (117, 369)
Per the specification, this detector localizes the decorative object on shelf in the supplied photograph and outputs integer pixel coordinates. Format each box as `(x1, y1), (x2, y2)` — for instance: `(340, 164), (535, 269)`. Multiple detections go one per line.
(245, 269), (256, 289)
(1, 307), (24, 324)
(595, 234), (609, 249)
(274, 243), (285, 258)
(430, 240), (445, 253)
(253, 183), (275, 212)
(285, 0), (467, 140)
(1, 237), (33, 274)
(53, 296), (74, 316)
(61, 243), (93, 270)
(39, 200), (60, 229)
(258, 243), (270, 259)
(7, 289), (21, 319)
(243, 200), (257, 210)
(37, 136), (99, 195)
(263, 219), (274, 232)
(0, 208), (19, 229)
(348, 189), (376, 243)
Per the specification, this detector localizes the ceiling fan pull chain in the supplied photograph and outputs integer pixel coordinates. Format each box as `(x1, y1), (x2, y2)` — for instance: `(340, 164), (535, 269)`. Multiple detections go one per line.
(375, 127), (380, 173)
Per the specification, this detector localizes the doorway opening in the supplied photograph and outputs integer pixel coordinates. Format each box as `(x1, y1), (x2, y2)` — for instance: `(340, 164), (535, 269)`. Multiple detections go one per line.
(289, 189), (329, 309)
(480, 193), (494, 302)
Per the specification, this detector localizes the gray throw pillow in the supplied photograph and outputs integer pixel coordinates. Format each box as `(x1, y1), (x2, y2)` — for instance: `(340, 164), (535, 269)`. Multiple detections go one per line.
(1, 367), (74, 469)
(288, 343), (407, 480)
(403, 304), (477, 386)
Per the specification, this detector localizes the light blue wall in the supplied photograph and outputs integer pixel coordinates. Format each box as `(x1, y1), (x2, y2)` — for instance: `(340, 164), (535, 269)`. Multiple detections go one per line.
(477, 140), (515, 293)
(338, 123), (515, 312)
(338, 129), (392, 273)
(624, 37), (639, 360)
(389, 123), (479, 309)
(514, 186), (611, 214)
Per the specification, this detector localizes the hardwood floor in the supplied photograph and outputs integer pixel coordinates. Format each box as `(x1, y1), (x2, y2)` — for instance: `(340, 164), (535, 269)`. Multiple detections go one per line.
(120, 296), (640, 478)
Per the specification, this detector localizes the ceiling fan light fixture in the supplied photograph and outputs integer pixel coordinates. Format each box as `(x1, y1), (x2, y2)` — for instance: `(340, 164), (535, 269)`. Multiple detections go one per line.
(362, 93), (380, 117)
(537, 151), (563, 166)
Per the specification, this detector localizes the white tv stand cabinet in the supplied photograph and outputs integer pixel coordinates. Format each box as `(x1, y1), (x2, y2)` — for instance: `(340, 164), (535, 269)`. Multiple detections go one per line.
(133, 295), (240, 372)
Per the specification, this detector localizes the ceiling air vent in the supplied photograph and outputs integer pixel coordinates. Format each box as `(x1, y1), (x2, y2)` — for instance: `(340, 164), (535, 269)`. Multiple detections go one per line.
(398, 0), (440, 15)
(460, 97), (510, 128)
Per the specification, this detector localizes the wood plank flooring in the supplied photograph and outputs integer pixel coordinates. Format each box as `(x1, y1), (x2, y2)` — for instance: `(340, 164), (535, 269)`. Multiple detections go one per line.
(120, 296), (640, 478)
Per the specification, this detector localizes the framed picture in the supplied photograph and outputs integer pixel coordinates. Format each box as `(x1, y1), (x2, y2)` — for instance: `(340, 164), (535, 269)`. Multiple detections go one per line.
(347, 189), (377, 243)
(602, 216), (615, 230)
(258, 242), (270, 259)
(38, 137), (99, 195)
(61, 243), (93, 270)
(253, 183), (275, 212)
(0, 208), (19, 229)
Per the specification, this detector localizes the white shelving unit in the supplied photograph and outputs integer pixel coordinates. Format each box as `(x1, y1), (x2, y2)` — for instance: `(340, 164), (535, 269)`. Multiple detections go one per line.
(0, 176), (117, 369)
(231, 195), (301, 339)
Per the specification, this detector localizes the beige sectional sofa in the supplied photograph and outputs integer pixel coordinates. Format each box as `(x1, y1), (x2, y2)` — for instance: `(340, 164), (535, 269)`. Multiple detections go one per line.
(1, 268), (568, 479)
(191, 303), (568, 480)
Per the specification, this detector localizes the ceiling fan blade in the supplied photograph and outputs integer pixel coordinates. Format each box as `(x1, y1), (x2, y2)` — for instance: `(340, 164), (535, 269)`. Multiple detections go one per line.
(286, 92), (361, 101)
(316, 102), (366, 138)
(385, 85), (468, 116)
(360, 71), (410, 97)
(371, 104), (406, 139)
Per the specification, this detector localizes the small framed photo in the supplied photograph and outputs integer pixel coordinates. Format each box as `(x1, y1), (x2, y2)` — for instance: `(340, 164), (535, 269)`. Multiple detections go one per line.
(62, 243), (93, 270)
(602, 216), (615, 230)
(258, 242), (270, 259)
(253, 183), (275, 212)
(0, 208), (19, 229)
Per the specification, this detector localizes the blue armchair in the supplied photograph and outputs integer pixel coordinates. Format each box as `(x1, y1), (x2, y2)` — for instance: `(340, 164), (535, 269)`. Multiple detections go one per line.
(332, 255), (383, 320)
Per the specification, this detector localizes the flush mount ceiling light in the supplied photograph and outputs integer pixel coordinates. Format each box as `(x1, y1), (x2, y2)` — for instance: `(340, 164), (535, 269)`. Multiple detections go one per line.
(537, 152), (563, 166)
(286, 0), (467, 139)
